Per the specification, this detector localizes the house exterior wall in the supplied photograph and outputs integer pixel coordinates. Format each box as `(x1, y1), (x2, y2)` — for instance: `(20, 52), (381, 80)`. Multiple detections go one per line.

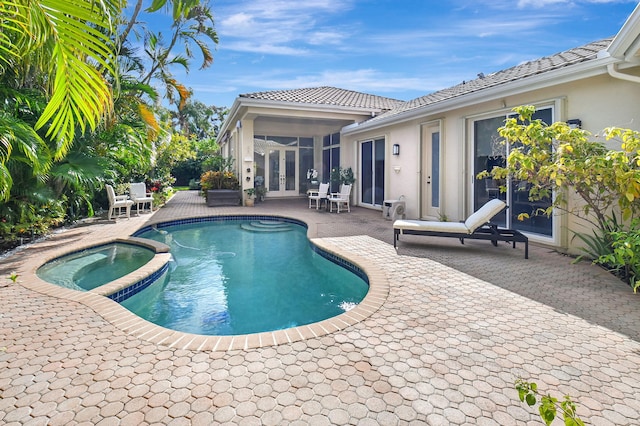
(342, 71), (640, 251)
(220, 102), (379, 201)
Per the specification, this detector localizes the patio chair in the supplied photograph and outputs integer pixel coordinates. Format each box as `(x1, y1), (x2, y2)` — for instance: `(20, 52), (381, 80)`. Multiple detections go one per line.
(308, 183), (330, 209)
(393, 198), (529, 258)
(328, 184), (352, 213)
(130, 182), (154, 215)
(485, 178), (501, 199)
(105, 184), (134, 220)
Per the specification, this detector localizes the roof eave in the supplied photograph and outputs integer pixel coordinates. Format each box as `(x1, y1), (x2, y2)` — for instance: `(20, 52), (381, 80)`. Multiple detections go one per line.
(607, 3), (640, 62)
(235, 96), (390, 115)
(218, 98), (243, 142)
(343, 57), (617, 135)
(219, 97), (390, 139)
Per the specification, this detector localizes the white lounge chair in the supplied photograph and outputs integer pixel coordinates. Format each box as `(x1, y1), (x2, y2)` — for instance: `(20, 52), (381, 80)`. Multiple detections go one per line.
(393, 199), (529, 258)
(308, 183), (330, 209)
(328, 184), (352, 213)
(130, 182), (153, 214)
(106, 184), (134, 220)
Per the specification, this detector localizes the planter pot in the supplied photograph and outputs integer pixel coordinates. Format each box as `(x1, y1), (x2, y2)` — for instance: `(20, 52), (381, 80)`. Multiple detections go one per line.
(206, 190), (241, 207)
(245, 197), (255, 207)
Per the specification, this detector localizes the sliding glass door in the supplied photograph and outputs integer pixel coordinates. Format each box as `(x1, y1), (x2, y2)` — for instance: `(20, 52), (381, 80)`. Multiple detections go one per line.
(473, 108), (553, 237)
(360, 138), (385, 207)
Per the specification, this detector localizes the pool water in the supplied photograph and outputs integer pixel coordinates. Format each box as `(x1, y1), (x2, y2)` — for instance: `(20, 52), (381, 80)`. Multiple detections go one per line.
(128, 220), (369, 335)
(37, 243), (155, 291)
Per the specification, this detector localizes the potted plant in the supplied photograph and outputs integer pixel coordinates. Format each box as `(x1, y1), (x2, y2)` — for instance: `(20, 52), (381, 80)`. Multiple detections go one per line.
(255, 186), (268, 202)
(330, 167), (341, 193)
(244, 188), (256, 207)
(329, 166), (356, 193)
(200, 161), (241, 207)
(340, 167), (355, 186)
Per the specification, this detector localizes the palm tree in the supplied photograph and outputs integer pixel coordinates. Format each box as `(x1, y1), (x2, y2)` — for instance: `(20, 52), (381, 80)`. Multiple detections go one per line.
(122, 0), (218, 111)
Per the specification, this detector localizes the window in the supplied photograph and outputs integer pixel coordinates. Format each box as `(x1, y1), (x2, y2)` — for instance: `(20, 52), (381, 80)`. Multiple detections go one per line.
(322, 133), (340, 190)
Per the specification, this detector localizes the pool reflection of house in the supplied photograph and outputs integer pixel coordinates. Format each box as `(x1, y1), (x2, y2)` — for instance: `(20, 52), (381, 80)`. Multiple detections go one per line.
(219, 4), (640, 253)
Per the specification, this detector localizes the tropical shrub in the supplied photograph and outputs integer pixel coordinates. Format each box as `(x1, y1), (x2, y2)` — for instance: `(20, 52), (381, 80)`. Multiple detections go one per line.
(199, 170), (240, 191)
(593, 218), (640, 292)
(188, 178), (200, 190)
(481, 106), (640, 232)
(341, 167), (356, 185)
(480, 106), (640, 289)
(329, 166), (356, 192)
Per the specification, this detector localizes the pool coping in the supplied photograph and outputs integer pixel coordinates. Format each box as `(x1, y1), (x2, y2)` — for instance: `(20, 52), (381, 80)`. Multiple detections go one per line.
(20, 215), (390, 351)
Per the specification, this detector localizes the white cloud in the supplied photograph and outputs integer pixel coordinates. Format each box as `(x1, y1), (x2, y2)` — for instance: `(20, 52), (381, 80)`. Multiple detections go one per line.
(212, 68), (464, 98)
(217, 0), (355, 55)
(308, 30), (347, 46)
(221, 41), (309, 56)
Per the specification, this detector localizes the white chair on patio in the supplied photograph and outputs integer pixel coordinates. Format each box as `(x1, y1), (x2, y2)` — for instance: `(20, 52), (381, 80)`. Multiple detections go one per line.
(130, 182), (153, 215)
(308, 183), (329, 209)
(106, 184), (134, 220)
(328, 184), (352, 213)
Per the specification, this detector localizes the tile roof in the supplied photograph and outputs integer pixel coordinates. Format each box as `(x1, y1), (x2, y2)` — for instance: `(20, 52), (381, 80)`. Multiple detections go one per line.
(374, 38), (613, 120)
(239, 86), (404, 111)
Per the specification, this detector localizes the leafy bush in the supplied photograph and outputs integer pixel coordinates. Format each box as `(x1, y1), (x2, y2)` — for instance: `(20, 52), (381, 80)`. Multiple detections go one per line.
(572, 213), (623, 260)
(330, 166), (356, 186)
(200, 170), (240, 191)
(188, 178), (200, 190)
(482, 106), (640, 233)
(594, 218), (640, 292)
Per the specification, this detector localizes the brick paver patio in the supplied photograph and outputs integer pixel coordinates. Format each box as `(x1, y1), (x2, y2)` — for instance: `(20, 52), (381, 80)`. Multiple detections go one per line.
(0, 190), (638, 425)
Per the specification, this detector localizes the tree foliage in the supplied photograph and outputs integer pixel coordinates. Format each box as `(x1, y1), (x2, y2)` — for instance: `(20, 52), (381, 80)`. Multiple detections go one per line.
(0, 0), (121, 152)
(0, 0), (221, 250)
(481, 105), (640, 233)
(482, 106), (640, 290)
(121, 0), (218, 111)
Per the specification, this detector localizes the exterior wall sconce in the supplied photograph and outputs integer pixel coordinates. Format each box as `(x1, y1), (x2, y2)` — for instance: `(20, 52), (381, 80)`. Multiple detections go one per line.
(246, 167), (251, 173)
(567, 119), (582, 129)
(392, 144), (400, 155)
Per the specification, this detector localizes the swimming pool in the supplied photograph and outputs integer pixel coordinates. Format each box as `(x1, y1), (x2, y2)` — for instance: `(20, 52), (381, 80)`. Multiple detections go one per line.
(37, 242), (156, 291)
(130, 217), (369, 335)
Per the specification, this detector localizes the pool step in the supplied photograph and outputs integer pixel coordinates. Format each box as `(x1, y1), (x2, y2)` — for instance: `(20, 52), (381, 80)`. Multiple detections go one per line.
(241, 221), (293, 232)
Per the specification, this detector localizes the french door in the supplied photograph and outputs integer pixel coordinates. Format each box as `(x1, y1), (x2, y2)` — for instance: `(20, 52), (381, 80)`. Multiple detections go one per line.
(421, 122), (441, 219)
(267, 148), (298, 196)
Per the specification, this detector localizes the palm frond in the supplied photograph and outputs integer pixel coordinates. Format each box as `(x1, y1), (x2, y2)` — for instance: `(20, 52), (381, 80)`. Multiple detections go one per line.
(28, 0), (121, 155)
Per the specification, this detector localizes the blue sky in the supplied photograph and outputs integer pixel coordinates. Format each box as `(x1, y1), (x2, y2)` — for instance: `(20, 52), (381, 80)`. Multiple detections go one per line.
(144, 0), (639, 108)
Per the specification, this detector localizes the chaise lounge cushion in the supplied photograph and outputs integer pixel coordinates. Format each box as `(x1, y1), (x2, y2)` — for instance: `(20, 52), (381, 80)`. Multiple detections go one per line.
(393, 220), (470, 234)
(463, 199), (507, 232)
(394, 199), (507, 235)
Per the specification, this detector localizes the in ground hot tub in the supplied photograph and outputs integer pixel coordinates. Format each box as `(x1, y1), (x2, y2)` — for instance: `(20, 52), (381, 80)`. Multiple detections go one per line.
(37, 242), (156, 292)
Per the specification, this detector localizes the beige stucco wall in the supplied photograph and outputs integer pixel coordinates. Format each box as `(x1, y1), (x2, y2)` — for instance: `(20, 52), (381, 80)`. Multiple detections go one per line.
(221, 103), (378, 200)
(343, 71), (640, 251)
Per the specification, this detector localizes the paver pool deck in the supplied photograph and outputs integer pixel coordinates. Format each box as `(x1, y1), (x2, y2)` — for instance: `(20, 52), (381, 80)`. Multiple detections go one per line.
(0, 190), (638, 425)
